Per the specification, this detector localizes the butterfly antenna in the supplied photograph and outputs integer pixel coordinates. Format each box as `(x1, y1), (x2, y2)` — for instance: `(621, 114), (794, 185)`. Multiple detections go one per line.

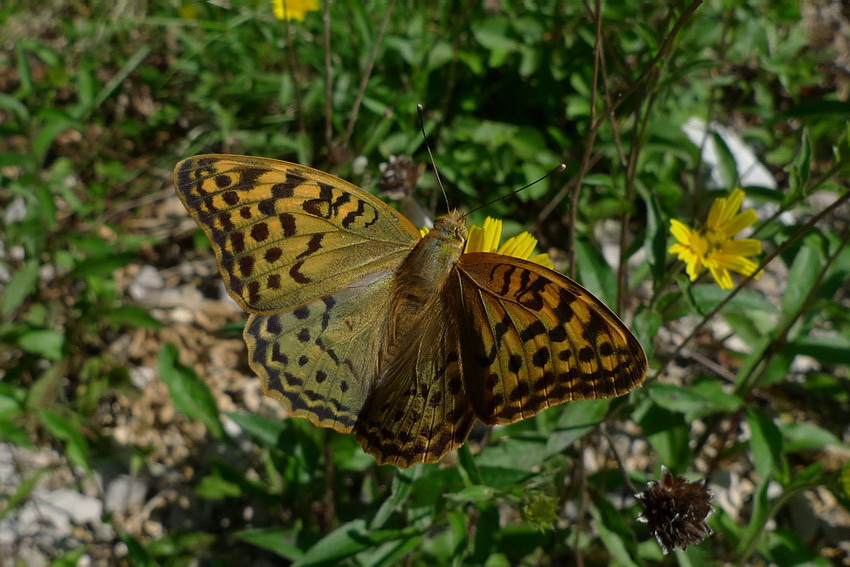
(461, 163), (567, 220)
(417, 104), (451, 212)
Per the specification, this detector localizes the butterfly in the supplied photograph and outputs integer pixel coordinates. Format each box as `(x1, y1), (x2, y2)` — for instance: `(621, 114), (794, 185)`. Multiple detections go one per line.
(173, 154), (647, 468)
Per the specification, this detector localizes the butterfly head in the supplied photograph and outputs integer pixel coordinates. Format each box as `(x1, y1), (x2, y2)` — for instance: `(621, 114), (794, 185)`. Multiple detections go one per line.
(428, 211), (467, 252)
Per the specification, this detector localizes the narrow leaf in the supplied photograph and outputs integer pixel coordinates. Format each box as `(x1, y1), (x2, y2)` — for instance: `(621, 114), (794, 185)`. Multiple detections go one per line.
(157, 343), (225, 439)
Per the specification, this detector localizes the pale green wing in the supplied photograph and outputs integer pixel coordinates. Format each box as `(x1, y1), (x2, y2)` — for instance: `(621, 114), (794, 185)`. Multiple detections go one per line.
(245, 266), (396, 434)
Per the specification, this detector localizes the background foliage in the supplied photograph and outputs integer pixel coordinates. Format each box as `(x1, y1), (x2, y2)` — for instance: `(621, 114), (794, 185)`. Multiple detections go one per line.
(2, 0), (850, 565)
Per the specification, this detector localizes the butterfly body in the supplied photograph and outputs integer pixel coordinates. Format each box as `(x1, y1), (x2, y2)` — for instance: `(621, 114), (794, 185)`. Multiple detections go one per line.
(174, 155), (647, 467)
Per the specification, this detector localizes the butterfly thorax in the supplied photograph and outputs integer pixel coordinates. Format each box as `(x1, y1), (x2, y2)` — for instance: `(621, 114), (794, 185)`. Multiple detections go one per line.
(394, 211), (466, 306)
(380, 212), (466, 359)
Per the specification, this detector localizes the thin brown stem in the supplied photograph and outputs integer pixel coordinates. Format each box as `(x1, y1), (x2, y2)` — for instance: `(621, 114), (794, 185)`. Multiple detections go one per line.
(702, 224), (850, 479)
(564, 0), (603, 279)
(538, 0), (703, 226)
(323, 0), (333, 154)
(284, 16), (306, 140)
(342, 0), (396, 148)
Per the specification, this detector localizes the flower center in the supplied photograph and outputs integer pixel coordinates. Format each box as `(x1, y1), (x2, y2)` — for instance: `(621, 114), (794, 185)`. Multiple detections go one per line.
(700, 227), (727, 251)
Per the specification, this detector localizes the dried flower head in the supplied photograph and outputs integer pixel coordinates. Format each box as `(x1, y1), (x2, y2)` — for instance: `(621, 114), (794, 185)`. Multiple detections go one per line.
(636, 466), (714, 554)
(377, 155), (424, 200)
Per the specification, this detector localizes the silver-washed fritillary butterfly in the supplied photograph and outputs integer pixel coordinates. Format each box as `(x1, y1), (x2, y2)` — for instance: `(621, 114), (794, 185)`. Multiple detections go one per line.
(173, 154), (647, 467)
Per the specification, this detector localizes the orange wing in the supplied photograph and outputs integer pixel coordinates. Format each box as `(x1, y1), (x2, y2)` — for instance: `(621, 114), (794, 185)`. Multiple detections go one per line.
(452, 253), (647, 425)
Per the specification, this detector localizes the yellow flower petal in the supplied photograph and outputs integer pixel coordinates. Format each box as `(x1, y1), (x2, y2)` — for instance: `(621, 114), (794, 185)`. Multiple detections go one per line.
(462, 217), (554, 267)
(669, 219), (694, 246)
(685, 255), (702, 281)
(720, 209), (758, 238)
(272, 0), (318, 21)
(498, 232), (537, 259)
(719, 238), (761, 257)
(670, 188), (761, 289)
(465, 224), (484, 253)
(528, 253), (555, 269)
(708, 188), (745, 230)
(483, 217), (502, 253)
(708, 265), (734, 289)
(711, 253), (760, 277)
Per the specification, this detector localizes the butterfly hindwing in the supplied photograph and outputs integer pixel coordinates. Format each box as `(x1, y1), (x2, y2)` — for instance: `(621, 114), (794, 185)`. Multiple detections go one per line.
(354, 297), (476, 467)
(245, 264), (398, 433)
(174, 154), (420, 314)
(453, 253), (647, 425)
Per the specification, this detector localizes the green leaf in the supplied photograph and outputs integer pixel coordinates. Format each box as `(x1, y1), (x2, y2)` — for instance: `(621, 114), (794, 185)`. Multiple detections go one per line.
(476, 436), (548, 469)
(371, 468), (419, 530)
(2, 259), (39, 316)
(237, 528), (305, 560)
(293, 519), (414, 567)
(445, 485), (497, 503)
(90, 46), (152, 116)
(144, 531), (216, 557)
(637, 402), (691, 470)
(0, 469), (44, 520)
(575, 236), (617, 307)
(32, 109), (79, 166)
(471, 503), (499, 564)
(49, 547), (87, 567)
(225, 411), (287, 448)
(590, 502), (639, 567)
(736, 475), (771, 558)
(747, 408), (783, 479)
(408, 467), (463, 508)
(39, 409), (92, 474)
(647, 380), (741, 418)
(196, 460), (270, 501)
(157, 343), (225, 439)
(786, 130), (811, 203)
(643, 189), (668, 287)
(103, 305), (165, 329)
(478, 466), (534, 488)
(711, 131), (739, 191)
(0, 420), (30, 447)
(457, 443), (483, 486)
(781, 238), (821, 332)
(195, 469), (244, 500)
(121, 532), (160, 567)
(17, 329), (66, 361)
(70, 252), (137, 278)
(780, 422), (842, 453)
(781, 100), (850, 118)
(545, 399), (610, 456)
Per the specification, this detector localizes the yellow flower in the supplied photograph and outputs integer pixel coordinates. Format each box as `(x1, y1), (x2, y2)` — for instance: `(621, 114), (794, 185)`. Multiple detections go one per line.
(272, 0), (318, 21)
(423, 217), (553, 269)
(669, 188), (762, 289)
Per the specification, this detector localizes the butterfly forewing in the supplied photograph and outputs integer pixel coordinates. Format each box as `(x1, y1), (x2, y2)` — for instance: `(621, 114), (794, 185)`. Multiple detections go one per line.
(174, 155), (420, 314)
(453, 253), (647, 425)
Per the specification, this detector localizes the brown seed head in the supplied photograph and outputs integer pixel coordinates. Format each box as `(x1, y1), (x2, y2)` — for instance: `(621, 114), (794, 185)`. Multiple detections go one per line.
(636, 466), (714, 554)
